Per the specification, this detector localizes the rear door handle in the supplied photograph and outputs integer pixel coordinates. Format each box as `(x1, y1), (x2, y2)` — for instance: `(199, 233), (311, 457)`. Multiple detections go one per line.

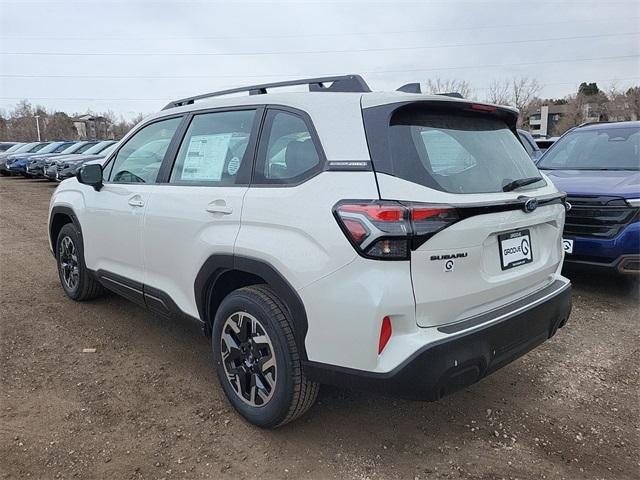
(206, 201), (233, 215)
(128, 195), (145, 207)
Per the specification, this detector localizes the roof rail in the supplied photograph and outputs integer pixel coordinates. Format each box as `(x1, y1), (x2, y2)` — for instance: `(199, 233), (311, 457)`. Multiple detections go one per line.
(162, 74), (371, 110)
(396, 83), (464, 99)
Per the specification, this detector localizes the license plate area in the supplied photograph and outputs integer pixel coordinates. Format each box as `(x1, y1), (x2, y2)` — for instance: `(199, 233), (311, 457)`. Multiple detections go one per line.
(498, 229), (533, 270)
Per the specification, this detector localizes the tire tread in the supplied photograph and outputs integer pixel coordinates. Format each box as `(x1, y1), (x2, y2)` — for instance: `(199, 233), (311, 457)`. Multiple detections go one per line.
(237, 284), (319, 427)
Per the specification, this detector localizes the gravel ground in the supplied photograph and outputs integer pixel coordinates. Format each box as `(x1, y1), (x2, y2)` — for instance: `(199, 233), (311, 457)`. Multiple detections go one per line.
(1, 175), (638, 480)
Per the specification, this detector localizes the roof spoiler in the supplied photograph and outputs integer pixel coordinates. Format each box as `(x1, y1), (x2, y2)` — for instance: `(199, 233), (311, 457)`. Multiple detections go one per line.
(163, 74), (371, 110)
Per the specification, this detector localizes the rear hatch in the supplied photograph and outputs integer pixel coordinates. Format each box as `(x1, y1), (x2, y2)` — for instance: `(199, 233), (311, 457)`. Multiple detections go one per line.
(362, 96), (566, 328)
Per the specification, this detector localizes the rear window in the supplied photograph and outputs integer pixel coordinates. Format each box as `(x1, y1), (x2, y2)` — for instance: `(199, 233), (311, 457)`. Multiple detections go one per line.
(538, 126), (639, 170)
(366, 105), (545, 194)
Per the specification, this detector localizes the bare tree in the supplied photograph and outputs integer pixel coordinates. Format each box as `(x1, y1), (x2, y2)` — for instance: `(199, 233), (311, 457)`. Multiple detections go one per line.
(424, 77), (473, 98)
(626, 86), (640, 119)
(486, 79), (511, 105)
(511, 77), (541, 114)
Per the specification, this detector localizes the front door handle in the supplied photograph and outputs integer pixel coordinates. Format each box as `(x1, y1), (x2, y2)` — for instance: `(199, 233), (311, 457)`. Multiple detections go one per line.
(128, 195), (145, 207)
(206, 200), (233, 215)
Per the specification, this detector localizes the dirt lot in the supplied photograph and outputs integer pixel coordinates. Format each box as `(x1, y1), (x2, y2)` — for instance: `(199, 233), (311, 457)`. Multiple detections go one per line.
(0, 175), (638, 480)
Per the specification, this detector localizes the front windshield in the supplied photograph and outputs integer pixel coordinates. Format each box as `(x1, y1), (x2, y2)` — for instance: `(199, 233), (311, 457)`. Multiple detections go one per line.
(75, 142), (99, 153)
(82, 141), (115, 155)
(59, 142), (85, 154)
(28, 143), (48, 153)
(34, 143), (62, 154)
(98, 144), (116, 157)
(52, 142), (75, 153)
(539, 126), (640, 170)
(4, 144), (24, 153)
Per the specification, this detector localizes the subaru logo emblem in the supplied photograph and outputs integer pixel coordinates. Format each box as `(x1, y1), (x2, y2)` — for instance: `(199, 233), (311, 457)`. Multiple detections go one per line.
(523, 198), (538, 213)
(565, 201), (572, 212)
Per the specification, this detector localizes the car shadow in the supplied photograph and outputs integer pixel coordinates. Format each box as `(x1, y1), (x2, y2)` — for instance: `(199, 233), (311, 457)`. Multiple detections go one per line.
(562, 267), (639, 303)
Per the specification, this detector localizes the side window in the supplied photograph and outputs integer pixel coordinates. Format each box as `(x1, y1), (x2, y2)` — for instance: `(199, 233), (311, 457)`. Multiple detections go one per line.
(108, 117), (181, 184)
(170, 110), (256, 185)
(257, 110), (321, 184)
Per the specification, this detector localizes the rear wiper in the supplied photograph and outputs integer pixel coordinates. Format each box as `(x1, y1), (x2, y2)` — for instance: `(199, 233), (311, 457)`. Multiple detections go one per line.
(502, 176), (543, 192)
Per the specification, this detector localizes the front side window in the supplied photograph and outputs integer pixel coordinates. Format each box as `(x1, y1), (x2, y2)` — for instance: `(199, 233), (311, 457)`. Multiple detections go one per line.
(257, 110), (321, 184)
(373, 106), (544, 194)
(108, 117), (181, 183)
(170, 110), (255, 185)
(538, 126), (639, 170)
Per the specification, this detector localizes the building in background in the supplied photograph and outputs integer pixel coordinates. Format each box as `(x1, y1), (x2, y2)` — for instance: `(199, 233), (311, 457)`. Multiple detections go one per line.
(528, 105), (569, 138)
(72, 114), (108, 140)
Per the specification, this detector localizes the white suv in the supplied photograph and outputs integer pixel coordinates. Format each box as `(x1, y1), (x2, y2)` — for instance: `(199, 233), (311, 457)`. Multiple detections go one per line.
(48, 75), (572, 428)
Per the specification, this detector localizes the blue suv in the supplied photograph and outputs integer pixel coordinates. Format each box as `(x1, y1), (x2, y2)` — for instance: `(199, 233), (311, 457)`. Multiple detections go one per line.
(538, 121), (639, 274)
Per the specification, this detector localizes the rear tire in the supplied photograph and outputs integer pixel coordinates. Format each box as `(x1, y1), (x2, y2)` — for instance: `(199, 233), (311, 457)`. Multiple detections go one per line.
(212, 285), (319, 428)
(56, 223), (106, 301)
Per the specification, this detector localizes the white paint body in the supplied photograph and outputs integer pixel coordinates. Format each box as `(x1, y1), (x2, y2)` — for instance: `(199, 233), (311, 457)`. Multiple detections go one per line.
(49, 90), (569, 375)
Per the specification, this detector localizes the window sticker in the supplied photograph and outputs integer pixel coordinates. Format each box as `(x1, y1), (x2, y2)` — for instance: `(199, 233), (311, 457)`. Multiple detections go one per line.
(181, 133), (232, 181)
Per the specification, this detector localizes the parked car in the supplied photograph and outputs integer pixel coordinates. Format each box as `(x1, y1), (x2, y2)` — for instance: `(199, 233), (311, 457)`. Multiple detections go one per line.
(25, 141), (78, 177)
(0, 142), (25, 158)
(535, 137), (559, 152)
(0, 141), (21, 152)
(518, 129), (543, 161)
(6, 141), (77, 175)
(537, 121), (639, 274)
(0, 142), (48, 175)
(4, 142), (55, 175)
(42, 141), (101, 180)
(56, 144), (117, 181)
(48, 75), (571, 428)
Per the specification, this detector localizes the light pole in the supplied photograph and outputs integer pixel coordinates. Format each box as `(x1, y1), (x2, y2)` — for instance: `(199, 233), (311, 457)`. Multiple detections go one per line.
(34, 115), (41, 141)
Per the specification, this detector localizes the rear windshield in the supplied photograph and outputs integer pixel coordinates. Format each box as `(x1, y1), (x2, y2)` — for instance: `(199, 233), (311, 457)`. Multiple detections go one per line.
(538, 126), (639, 170)
(366, 106), (545, 194)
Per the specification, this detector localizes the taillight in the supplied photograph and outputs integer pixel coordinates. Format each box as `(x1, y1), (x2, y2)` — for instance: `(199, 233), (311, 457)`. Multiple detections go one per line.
(333, 200), (459, 260)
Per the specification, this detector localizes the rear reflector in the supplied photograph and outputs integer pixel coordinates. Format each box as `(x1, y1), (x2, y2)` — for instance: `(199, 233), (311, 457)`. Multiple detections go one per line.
(378, 316), (392, 354)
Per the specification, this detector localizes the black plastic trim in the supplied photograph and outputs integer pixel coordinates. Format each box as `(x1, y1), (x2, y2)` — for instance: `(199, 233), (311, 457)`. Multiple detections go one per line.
(162, 74), (370, 110)
(95, 270), (145, 306)
(303, 283), (572, 400)
(194, 254), (310, 360)
(93, 270), (206, 329)
(49, 205), (81, 256)
(438, 280), (568, 334)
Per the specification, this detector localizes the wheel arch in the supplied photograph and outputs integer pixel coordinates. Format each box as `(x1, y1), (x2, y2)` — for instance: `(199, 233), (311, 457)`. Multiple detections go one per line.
(195, 254), (309, 360)
(49, 206), (81, 256)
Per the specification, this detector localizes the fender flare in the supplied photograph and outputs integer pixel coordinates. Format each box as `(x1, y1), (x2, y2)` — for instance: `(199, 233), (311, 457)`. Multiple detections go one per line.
(194, 254), (310, 361)
(49, 205), (82, 255)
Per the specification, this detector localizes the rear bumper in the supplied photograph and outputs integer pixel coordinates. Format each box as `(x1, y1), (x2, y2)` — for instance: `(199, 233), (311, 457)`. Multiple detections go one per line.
(304, 280), (572, 400)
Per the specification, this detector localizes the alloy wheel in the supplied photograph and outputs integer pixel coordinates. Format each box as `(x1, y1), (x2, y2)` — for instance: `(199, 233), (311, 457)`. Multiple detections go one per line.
(220, 311), (277, 407)
(59, 236), (79, 291)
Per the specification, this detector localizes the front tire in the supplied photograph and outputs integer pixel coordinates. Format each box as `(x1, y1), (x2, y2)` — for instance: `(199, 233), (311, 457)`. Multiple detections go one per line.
(56, 223), (106, 301)
(212, 285), (319, 428)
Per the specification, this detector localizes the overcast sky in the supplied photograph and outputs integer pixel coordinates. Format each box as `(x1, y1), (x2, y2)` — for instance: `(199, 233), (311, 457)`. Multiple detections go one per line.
(1, 0), (639, 119)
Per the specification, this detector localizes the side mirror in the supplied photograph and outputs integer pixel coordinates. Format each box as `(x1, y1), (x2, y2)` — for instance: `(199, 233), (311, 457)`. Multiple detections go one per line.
(77, 163), (103, 191)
